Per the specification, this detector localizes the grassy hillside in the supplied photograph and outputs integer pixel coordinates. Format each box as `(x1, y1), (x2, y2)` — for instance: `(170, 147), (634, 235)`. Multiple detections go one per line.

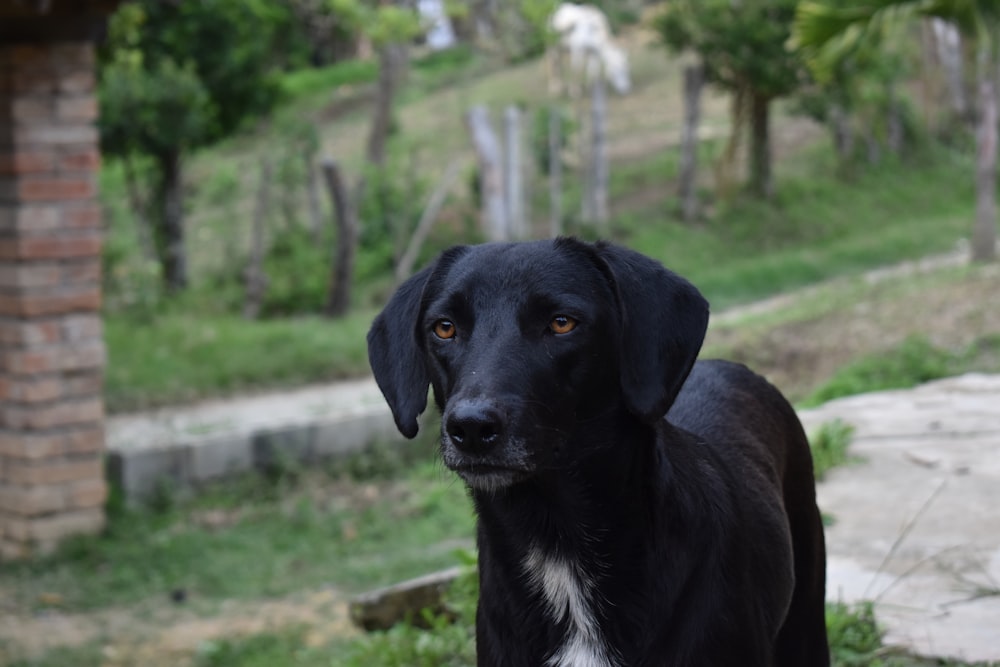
(101, 31), (993, 412)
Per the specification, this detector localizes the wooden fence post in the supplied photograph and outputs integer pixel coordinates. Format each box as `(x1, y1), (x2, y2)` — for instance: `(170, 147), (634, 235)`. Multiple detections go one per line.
(584, 76), (609, 229)
(320, 158), (358, 317)
(504, 105), (526, 238)
(549, 106), (563, 237)
(679, 63), (704, 222)
(465, 105), (508, 241)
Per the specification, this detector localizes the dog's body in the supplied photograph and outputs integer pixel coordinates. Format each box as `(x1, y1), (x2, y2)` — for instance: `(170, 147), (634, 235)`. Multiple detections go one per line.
(368, 239), (829, 666)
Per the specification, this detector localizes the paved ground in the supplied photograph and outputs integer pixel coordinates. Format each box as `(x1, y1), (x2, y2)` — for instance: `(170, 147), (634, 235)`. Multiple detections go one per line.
(800, 374), (1000, 663)
(106, 372), (1000, 663)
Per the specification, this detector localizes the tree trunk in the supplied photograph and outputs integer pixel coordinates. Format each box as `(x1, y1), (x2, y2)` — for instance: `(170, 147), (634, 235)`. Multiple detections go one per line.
(504, 105), (526, 238)
(972, 42), (998, 263)
(584, 75), (609, 229)
(321, 158), (358, 317)
(830, 104), (854, 166)
(549, 107), (563, 237)
(157, 149), (187, 291)
(931, 18), (969, 122)
(679, 64), (704, 222)
(466, 105), (508, 241)
(748, 91), (773, 199)
(367, 42), (407, 168)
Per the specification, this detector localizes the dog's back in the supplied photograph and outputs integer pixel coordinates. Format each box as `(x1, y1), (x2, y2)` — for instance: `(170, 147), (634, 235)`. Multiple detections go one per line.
(670, 360), (829, 666)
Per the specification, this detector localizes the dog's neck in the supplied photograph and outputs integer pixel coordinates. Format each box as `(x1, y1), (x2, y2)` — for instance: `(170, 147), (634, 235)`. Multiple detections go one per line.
(472, 405), (663, 563)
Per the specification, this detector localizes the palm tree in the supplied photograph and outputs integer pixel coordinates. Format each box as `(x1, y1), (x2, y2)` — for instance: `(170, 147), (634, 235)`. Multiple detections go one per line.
(792, 0), (999, 262)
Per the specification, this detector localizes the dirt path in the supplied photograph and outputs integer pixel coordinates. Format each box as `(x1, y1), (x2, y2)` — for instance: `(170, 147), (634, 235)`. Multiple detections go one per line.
(1, 587), (357, 665)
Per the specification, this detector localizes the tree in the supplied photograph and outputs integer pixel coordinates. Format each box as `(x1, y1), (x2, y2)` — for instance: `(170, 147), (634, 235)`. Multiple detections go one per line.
(98, 0), (297, 290)
(656, 0), (805, 199)
(792, 0), (999, 262)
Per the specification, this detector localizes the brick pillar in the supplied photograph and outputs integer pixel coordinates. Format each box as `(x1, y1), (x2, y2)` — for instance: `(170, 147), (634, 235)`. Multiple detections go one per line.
(0, 41), (107, 559)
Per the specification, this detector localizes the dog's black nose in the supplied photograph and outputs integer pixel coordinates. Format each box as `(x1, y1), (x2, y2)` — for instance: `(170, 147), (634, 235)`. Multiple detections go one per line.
(445, 400), (504, 454)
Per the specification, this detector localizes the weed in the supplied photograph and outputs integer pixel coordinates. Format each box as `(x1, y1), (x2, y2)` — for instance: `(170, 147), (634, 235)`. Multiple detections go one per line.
(805, 336), (965, 407)
(810, 419), (857, 481)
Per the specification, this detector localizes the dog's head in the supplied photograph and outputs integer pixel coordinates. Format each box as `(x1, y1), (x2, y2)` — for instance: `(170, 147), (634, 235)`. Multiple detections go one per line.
(367, 238), (709, 491)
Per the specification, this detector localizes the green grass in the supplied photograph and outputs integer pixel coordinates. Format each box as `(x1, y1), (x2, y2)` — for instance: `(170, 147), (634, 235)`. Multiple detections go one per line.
(104, 309), (374, 412)
(804, 335), (1000, 408)
(810, 419), (856, 481)
(0, 432), (474, 613)
(618, 146), (976, 310)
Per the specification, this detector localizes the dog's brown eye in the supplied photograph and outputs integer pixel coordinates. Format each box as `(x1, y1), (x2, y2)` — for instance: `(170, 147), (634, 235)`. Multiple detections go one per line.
(549, 315), (577, 335)
(433, 319), (456, 339)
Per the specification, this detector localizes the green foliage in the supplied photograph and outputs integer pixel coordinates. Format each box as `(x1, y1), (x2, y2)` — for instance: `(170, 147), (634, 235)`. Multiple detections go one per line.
(805, 336), (953, 406)
(809, 419), (856, 480)
(99, 54), (215, 159)
(279, 59), (380, 99)
(259, 226), (330, 317)
(826, 602), (886, 666)
(655, 0), (804, 99)
(100, 0), (296, 152)
(531, 106), (576, 175)
(195, 627), (330, 667)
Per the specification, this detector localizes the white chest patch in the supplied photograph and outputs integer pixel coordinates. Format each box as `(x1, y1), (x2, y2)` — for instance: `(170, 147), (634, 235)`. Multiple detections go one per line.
(522, 547), (617, 667)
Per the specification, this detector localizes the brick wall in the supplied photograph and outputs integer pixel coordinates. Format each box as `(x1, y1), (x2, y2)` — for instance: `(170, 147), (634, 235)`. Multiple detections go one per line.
(0, 40), (107, 559)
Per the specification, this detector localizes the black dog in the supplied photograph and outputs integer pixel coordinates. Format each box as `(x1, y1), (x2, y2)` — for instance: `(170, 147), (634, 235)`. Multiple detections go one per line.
(368, 238), (829, 667)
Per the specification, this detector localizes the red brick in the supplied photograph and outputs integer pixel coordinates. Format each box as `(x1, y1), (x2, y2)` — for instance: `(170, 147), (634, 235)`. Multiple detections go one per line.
(6, 455), (103, 485)
(0, 431), (63, 460)
(9, 68), (56, 95)
(0, 263), (61, 289)
(55, 97), (97, 122)
(62, 260), (101, 285)
(2, 340), (104, 374)
(17, 177), (96, 202)
(56, 69), (95, 95)
(0, 151), (55, 175)
(0, 204), (60, 232)
(0, 376), (61, 402)
(13, 123), (98, 146)
(51, 43), (95, 69)
(0, 484), (66, 516)
(63, 426), (104, 455)
(0, 234), (101, 260)
(63, 372), (102, 398)
(61, 203), (102, 229)
(61, 314), (102, 342)
(57, 341), (106, 371)
(1, 348), (56, 374)
(9, 96), (54, 123)
(67, 478), (106, 510)
(1, 397), (103, 430)
(6, 508), (104, 544)
(58, 148), (100, 172)
(0, 320), (61, 346)
(0, 286), (101, 317)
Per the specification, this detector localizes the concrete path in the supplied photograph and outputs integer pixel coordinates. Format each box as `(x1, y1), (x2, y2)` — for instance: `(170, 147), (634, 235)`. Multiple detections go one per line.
(107, 372), (1000, 662)
(800, 374), (1000, 663)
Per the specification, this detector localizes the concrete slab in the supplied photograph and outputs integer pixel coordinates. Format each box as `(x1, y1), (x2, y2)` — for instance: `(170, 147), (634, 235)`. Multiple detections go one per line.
(801, 374), (1000, 663)
(105, 370), (1000, 661)
(106, 378), (405, 500)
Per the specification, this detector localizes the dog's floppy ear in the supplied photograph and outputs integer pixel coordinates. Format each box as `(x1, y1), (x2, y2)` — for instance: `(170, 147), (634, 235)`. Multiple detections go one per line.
(367, 265), (435, 439)
(595, 242), (710, 422)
